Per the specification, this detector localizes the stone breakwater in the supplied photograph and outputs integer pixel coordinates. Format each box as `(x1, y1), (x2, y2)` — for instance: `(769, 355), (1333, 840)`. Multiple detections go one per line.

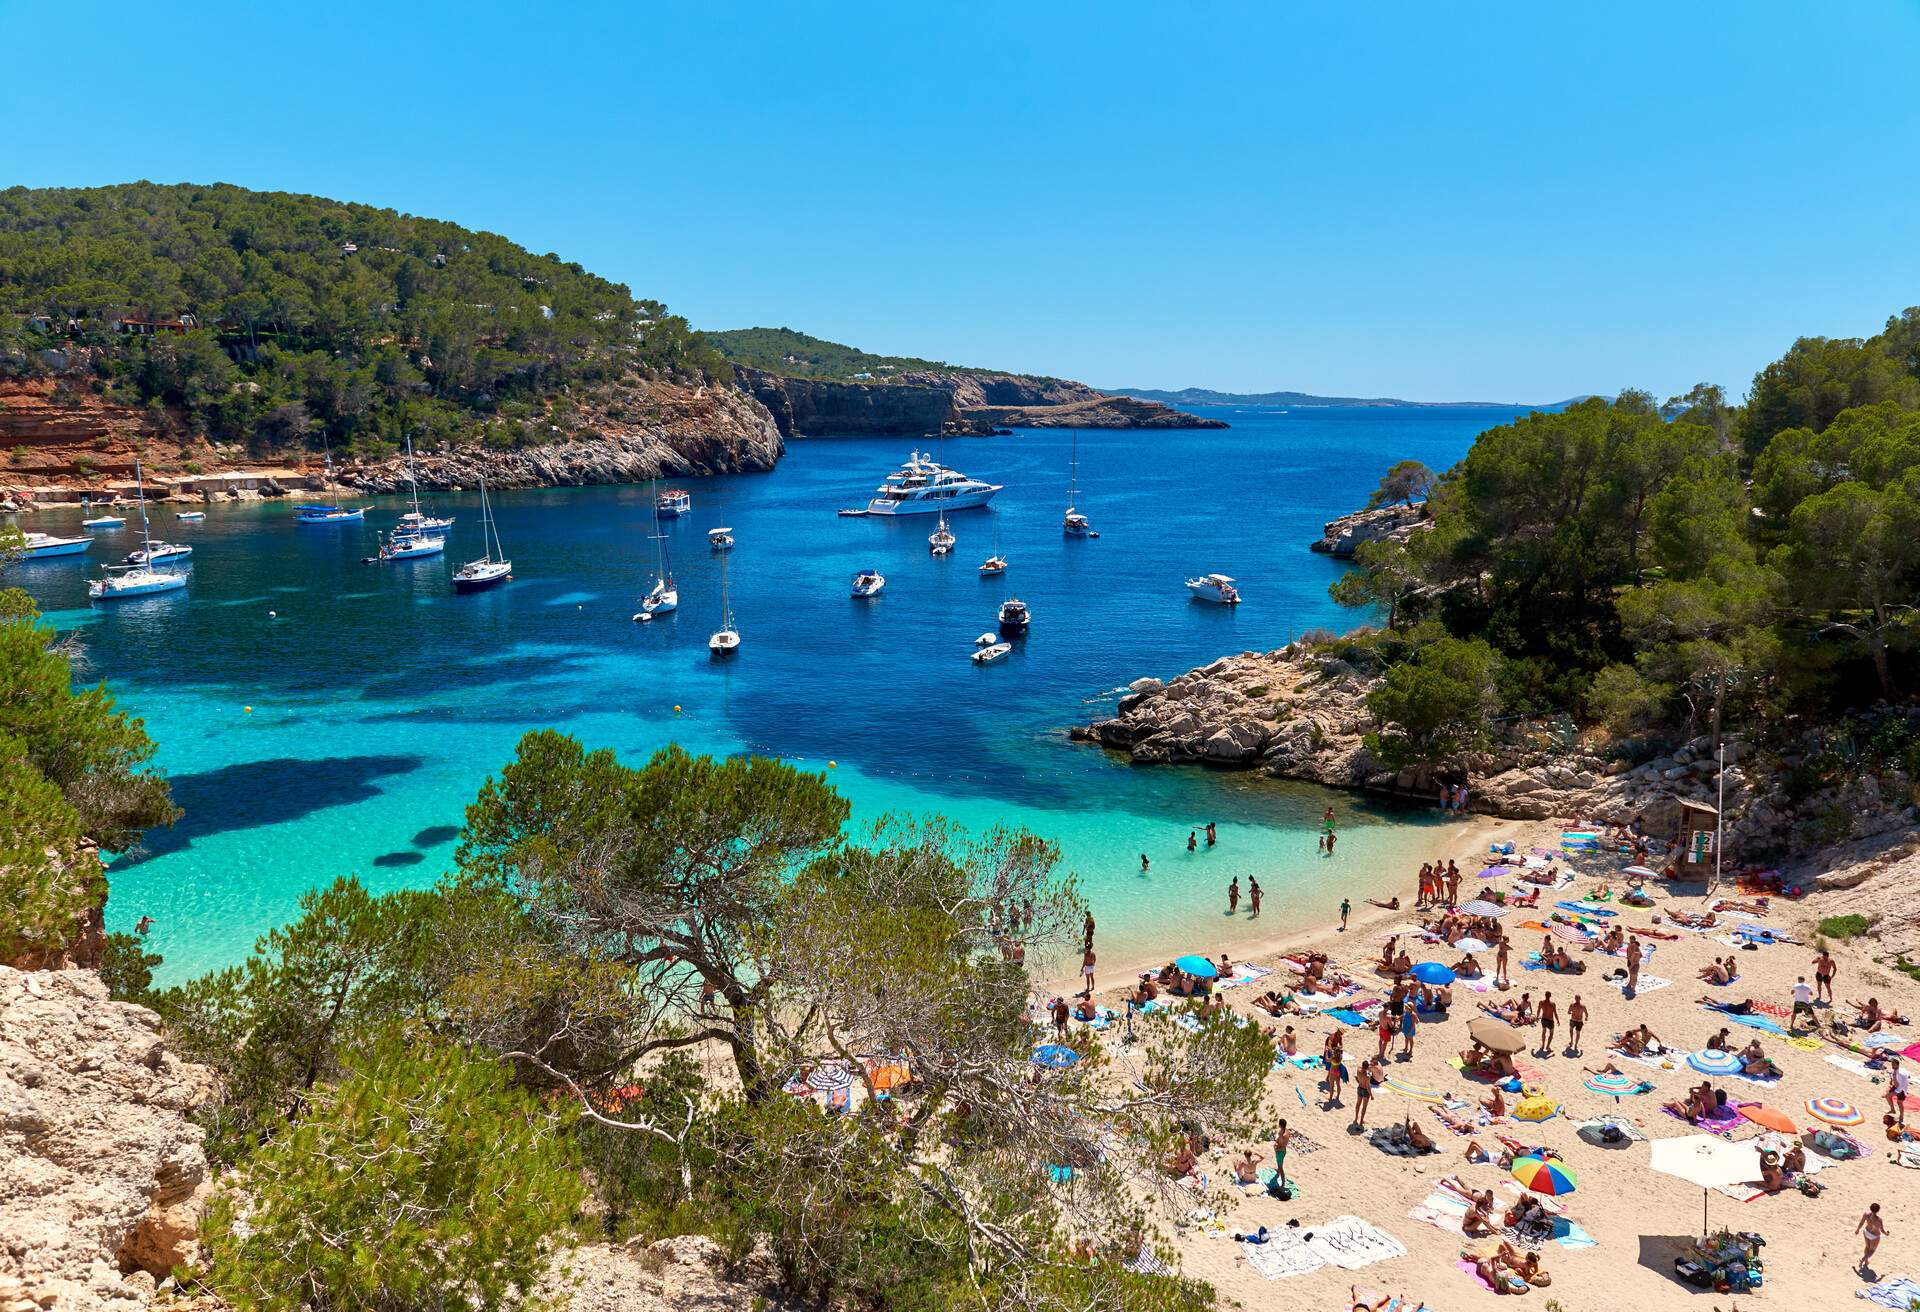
(0, 967), (215, 1312)
(1308, 503), (1429, 557)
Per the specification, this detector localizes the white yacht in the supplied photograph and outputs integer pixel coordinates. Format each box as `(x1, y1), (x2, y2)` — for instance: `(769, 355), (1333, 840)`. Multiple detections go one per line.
(1063, 432), (1091, 536)
(971, 641), (1012, 665)
(126, 542), (193, 565)
(18, 531), (92, 559)
(997, 598), (1030, 634)
(851, 568), (885, 597)
(398, 509), (455, 533)
(709, 548), (739, 657)
(657, 487), (691, 518)
(708, 526), (734, 550)
(452, 476), (511, 592)
(90, 461), (186, 601)
(928, 508), (954, 555)
(1186, 573), (1241, 604)
(634, 478), (678, 621)
(864, 450), (1001, 515)
(82, 510), (126, 530)
(379, 527), (445, 561)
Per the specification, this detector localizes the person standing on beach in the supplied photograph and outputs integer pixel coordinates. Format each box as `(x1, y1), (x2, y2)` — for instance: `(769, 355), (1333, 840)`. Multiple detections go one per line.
(1081, 945), (1097, 998)
(1399, 1004), (1419, 1060)
(1791, 976), (1817, 1031)
(1051, 995), (1069, 1040)
(1273, 1120), (1294, 1192)
(1537, 991), (1558, 1054)
(1858, 1203), (1888, 1273)
(1567, 995), (1587, 1055)
(1228, 876), (1241, 914)
(1888, 1056), (1909, 1127)
(1249, 878), (1263, 918)
(1323, 1031), (1346, 1106)
(1625, 936), (1643, 995)
(1814, 948), (1837, 1004)
(1416, 863), (1432, 908)
(1495, 934), (1511, 986)
(1352, 1058), (1375, 1128)
(1339, 897), (1351, 931)
(1375, 1009), (1395, 1062)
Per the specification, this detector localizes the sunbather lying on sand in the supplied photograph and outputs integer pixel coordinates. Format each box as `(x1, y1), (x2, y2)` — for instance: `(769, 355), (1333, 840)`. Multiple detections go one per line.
(1713, 898), (1769, 915)
(1402, 1114), (1437, 1153)
(1253, 989), (1300, 1017)
(1482, 993), (1534, 1025)
(1461, 1249), (1529, 1295)
(1433, 1104), (1482, 1135)
(1670, 910), (1718, 928)
(1367, 896), (1402, 910)
(1849, 997), (1911, 1029)
(1494, 1242), (1550, 1288)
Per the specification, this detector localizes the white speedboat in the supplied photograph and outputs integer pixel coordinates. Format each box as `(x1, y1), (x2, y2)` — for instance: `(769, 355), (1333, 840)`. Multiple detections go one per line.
(18, 532), (92, 559)
(975, 632), (998, 646)
(851, 568), (885, 597)
(452, 476), (511, 592)
(634, 478), (678, 621)
(979, 554), (1006, 575)
(90, 460), (186, 601)
(380, 528), (446, 561)
(175, 510), (206, 521)
(126, 542), (193, 565)
(864, 450), (1002, 515)
(998, 598), (1030, 634)
(82, 513), (125, 529)
(708, 526), (734, 550)
(1186, 573), (1241, 604)
(657, 488), (691, 517)
(972, 642), (1012, 664)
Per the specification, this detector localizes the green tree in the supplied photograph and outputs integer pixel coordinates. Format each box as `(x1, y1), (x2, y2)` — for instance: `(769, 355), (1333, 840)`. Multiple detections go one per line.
(1329, 538), (1422, 630)
(1364, 637), (1504, 767)
(1365, 459), (1436, 508)
(203, 1031), (584, 1312)
(1775, 478), (1920, 698)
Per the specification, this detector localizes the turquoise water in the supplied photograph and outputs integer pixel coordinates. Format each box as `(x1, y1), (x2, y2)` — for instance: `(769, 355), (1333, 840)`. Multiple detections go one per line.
(12, 404), (1529, 982)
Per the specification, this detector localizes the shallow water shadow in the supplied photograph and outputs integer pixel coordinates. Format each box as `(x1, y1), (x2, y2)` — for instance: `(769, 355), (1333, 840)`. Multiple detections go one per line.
(115, 754), (426, 867)
(372, 850), (426, 867)
(411, 825), (460, 847)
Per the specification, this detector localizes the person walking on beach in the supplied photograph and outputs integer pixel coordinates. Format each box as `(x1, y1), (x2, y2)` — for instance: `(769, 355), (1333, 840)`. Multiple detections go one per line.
(1249, 878), (1263, 918)
(1339, 897), (1351, 931)
(1887, 1056), (1909, 1127)
(1567, 995), (1587, 1055)
(1081, 946), (1097, 998)
(1399, 1004), (1419, 1060)
(1323, 804), (1336, 831)
(1050, 995), (1069, 1040)
(1791, 976), (1817, 1032)
(1352, 1058), (1375, 1129)
(1495, 934), (1511, 986)
(1228, 876), (1241, 915)
(1814, 948), (1837, 1004)
(1273, 1120), (1294, 1193)
(1859, 1203), (1889, 1274)
(1537, 991), (1559, 1055)
(1625, 935), (1643, 995)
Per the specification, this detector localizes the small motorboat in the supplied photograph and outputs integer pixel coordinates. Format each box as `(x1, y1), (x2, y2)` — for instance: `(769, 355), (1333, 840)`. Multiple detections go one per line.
(18, 532), (91, 559)
(971, 642), (1012, 665)
(656, 488), (691, 517)
(851, 568), (885, 597)
(708, 526), (735, 550)
(125, 542), (193, 565)
(997, 598), (1030, 635)
(82, 513), (125, 530)
(175, 510), (206, 521)
(974, 632), (997, 646)
(296, 504), (364, 523)
(979, 554), (1007, 575)
(1185, 573), (1241, 604)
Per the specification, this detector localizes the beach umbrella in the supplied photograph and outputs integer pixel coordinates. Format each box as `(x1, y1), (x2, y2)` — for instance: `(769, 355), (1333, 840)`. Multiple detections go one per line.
(1459, 899), (1507, 917)
(1688, 1048), (1744, 1076)
(1548, 923), (1593, 946)
(1512, 1093), (1559, 1122)
(1476, 865), (1509, 879)
(1651, 1134), (1764, 1238)
(1410, 962), (1456, 985)
(1806, 1097), (1864, 1127)
(1173, 954), (1218, 979)
(1383, 1074), (1447, 1103)
(869, 1062), (912, 1091)
(1469, 1016), (1528, 1054)
(1738, 1104), (1798, 1134)
(1583, 1071), (1644, 1102)
(1455, 937), (1493, 953)
(1031, 1044), (1080, 1069)
(1510, 1155), (1577, 1195)
(1621, 865), (1660, 878)
(807, 1062), (854, 1092)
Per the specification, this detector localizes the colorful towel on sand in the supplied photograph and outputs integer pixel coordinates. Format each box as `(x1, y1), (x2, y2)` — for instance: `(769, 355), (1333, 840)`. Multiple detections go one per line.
(1704, 1006), (1789, 1037)
(1788, 1035), (1825, 1052)
(1325, 1007), (1371, 1026)
(1612, 973), (1672, 995)
(1557, 900), (1619, 917)
(1857, 1275), (1920, 1309)
(1408, 1191), (1469, 1236)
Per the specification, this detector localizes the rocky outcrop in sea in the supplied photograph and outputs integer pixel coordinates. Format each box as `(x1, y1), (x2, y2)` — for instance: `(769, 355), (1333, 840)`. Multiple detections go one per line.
(1309, 503), (1429, 557)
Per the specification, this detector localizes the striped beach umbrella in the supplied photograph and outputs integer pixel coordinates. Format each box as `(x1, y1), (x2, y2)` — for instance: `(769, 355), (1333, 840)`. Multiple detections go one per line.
(1510, 1155), (1577, 1195)
(1621, 865), (1660, 878)
(1584, 1071), (1644, 1101)
(1383, 1074), (1447, 1103)
(1549, 922), (1593, 944)
(1688, 1048), (1743, 1076)
(807, 1062), (854, 1092)
(1806, 1096), (1864, 1126)
(1459, 899), (1507, 917)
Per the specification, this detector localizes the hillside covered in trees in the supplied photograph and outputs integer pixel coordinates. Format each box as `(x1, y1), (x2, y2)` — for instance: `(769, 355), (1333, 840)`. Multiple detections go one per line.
(0, 182), (731, 462)
(707, 325), (1016, 382)
(1327, 306), (1920, 778)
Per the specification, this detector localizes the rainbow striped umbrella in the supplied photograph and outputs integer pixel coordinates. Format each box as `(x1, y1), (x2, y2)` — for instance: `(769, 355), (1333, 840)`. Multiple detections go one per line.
(1806, 1096), (1864, 1126)
(1584, 1071), (1644, 1101)
(1384, 1074), (1447, 1103)
(1511, 1155), (1577, 1196)
(1688, 1049), (1743, 1076)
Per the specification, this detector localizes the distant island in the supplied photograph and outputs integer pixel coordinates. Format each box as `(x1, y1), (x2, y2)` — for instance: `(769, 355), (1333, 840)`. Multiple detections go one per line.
(1110, 385), (1595, 409)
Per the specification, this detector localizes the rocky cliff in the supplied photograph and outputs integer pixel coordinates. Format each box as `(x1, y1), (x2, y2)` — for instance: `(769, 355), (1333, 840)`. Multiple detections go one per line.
(0, 967), (216, 1312)
(735, 368), (974, 439)
(1309, 503), (1430, 557)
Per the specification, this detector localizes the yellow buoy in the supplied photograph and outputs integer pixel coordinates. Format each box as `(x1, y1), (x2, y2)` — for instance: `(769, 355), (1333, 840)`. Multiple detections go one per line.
(673, 705), (682, 713)
(243, 706), (253, 714)
(828, 760), (837, 769)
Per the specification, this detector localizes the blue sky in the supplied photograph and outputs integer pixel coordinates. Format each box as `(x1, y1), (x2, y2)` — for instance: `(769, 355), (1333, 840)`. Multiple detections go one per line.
(6, 1), (1919, 400)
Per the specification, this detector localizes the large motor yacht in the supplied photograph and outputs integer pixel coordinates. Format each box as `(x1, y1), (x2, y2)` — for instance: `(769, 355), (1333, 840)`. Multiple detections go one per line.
(865, 450), (1002, 515)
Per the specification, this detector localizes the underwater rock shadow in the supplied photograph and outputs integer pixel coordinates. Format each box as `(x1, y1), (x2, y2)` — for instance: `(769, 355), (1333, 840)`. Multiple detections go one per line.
(115, 753), (427, 867)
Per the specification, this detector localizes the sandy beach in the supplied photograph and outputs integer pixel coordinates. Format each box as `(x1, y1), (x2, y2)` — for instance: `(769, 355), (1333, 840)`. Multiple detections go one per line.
(1046, 814), (1920, 1311)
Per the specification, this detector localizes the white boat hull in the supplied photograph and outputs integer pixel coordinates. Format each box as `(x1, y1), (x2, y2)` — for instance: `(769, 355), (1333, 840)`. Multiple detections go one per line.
(972, 642), (1012, 664)
(21, 534), (92, 559)
(453, 560), (512, 591)
(1186, 584), (1240, 604)
(175, 511), (206, 521)
(90, 569), (187, 600)
(866, 486), (999, 515)
(83, 517), (126, 530)
(127, 544), (192, 564)
(382, 535), (446, 560)
(851, 573), (885, 597)
(709, 630), (740, 656)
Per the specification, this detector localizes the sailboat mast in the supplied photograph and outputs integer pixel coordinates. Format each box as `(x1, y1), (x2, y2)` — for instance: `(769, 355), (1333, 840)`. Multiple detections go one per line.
(405, 430), (423, 517)
(135, 458), (154, 555)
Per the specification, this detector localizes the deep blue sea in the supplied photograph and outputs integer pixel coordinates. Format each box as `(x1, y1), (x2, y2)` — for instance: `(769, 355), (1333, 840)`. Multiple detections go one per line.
(12, 404), (1531, 982)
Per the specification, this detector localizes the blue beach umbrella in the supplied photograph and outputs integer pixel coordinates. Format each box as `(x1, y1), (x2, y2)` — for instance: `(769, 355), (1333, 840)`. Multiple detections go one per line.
(1174, 955), (1219, 979)
(1688, 1049), (1744, 1076)
(1410, 962), (1456, 985)
(1031, 1044), (1080, 1069)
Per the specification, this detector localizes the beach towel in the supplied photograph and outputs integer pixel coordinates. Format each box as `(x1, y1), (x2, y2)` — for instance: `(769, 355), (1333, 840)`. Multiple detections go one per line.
(1287, 1131), (1326, 1156)
(1704, 1006), (1789, 1037)
(1856, 1275), (1920, 1309)
(1124, 1244), (1174, 1277)
(1325, 1007), (1371, 1027)
(1242, 1230), (1325, 1279)
(1787, 1034), (1825, 1051)
(1252, 1166), (1304, 1194)
(1557, 900), (1618, 917)
(1365, 1125), (1438, 1157)
(1612, 972), (1672, 995)
(1383, 1075), (1448, 1102)
(1304, 1215), (1409, 1270)
(1408, 1191), (1469, 1237)
(1551, 1218), (1598, 1249)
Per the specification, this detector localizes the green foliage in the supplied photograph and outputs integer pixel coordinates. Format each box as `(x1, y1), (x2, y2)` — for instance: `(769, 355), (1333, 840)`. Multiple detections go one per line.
(707, 325), (998, 381)
(203, 1030), (584, 1312)
(1364, 637), (1503, 767)
(1739, 323), (1920, 458)
(0, 182), (726, 454)
(1816, 914), (1873, 941)
(100, 931), (163, 1003)
(1365, 458), (1436, 507)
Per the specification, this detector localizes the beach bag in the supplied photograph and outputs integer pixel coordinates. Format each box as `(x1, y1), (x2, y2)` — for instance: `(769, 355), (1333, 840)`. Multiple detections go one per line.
(1267, 1179), (1293, 1201)
(1674, 1259), (1712, 1288)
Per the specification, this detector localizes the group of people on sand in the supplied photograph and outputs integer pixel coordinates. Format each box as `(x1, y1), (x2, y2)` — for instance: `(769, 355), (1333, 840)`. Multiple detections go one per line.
(1417, 859), (1463, 908)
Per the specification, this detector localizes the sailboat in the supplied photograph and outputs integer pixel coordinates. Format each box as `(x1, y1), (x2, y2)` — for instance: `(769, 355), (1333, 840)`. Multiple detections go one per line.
(297, 440), (364, 521)
(379, 433), (447, 560)
(1063, 433), (1091, 536)
(708, 545), (740, 656)
(90, 459), (187, 601)
(979, 523), (1006, 575)
(928, 505), (955, 555)
(395, 432), (454, 533)
(634, 478), (679, 621)
(451, 475), (511, 591)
